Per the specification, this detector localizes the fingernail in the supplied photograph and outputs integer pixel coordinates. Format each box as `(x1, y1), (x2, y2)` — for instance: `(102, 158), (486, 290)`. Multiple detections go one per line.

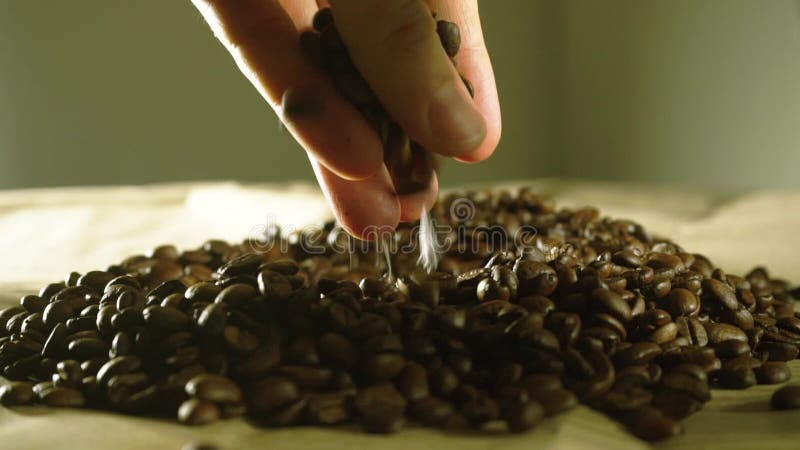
(428, 82), (486, 156)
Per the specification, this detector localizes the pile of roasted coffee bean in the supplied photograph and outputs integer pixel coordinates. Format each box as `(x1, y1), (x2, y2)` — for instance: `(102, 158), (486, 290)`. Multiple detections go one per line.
(1, 187), (799, 441)
(298, 7), (470, 194)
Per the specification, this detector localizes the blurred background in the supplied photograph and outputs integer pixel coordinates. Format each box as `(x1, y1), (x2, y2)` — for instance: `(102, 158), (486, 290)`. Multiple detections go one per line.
(1, 0), (799, 192)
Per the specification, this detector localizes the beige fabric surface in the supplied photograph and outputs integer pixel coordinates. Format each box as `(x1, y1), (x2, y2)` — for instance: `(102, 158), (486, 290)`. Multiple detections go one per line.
(1, 179), (798, 450)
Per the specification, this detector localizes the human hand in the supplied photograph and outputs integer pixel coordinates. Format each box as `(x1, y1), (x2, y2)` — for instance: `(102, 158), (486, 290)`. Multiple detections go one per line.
(191, 0), (501, 238)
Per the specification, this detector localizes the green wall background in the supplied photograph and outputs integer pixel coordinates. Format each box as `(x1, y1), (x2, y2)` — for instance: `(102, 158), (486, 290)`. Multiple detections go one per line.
(1, 1), (799, 191)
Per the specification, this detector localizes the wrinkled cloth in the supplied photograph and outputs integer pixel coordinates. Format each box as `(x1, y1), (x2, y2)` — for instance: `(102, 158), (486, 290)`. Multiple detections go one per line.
(1, 179), (798, 450)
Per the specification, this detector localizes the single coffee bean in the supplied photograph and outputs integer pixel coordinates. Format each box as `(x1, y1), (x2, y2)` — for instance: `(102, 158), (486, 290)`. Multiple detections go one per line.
(717, 366), (757, 389)
(771, 385), (800, 410)
(714, 339), (750, 359)
(185, 374), (242, 403)
(504, 400), (544, 432)
(247, 377), (299, 413)
(530, 388), (579, 416)
(178, 398), (220, 425)
(629, 406), (682, 441)
(143, 306), (190, 332)
(754, 362), (791, 384)
(436, 20), (460, 57)
(0, 381), (35, 406)
(702, 278), (738, 311)
(40, 387), (85, 408)
(307, 392), (350, 425)
(704, 322), (747, 344)
(756, 341), (799, 361)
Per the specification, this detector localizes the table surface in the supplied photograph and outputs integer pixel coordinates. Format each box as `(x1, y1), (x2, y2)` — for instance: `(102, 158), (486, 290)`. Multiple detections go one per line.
(1, 180), (799, 450)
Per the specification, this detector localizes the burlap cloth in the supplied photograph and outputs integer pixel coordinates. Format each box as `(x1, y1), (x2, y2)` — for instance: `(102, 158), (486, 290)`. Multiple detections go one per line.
(1, 179), (798, 450)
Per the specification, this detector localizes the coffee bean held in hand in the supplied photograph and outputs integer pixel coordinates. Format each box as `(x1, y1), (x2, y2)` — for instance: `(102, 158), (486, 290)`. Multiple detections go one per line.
(299, 7), (475, 194)
(1, 187), (799, 441)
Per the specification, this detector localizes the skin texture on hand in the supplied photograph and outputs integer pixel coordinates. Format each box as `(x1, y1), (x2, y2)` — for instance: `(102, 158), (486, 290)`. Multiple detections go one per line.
(190, 0), (501, 239)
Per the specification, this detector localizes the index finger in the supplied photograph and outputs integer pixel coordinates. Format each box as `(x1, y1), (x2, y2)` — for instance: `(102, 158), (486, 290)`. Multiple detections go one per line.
(191, 0), (384, 180)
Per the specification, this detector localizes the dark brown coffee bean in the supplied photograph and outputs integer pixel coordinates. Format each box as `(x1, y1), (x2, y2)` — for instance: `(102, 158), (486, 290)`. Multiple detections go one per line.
(40, 386), (85, 408)
(43, 300), (73, 328)
(236, 344), (281, 379)
(664, 288), (699, 317)
(185, 374), (242, 403)
(436, 20), (460, 57)
(68, 337), (108, 360)
(702, 278), (738, 311)
(0, 381), (35, 406)
(361, 413), (405, 434)
(714, 339), (750, 359)
(717, 366), (757, 389)
(20, 295), (46, 313)
(530, 388), (578, 416)
(429, 365), (459, 396)
(399, 362), (429, 402)
(704, 322), (747, 344)
(756, 341), (799, 361)
(771, 385), (800, 410)
(651, 390), (702, 419)
(754, 362), (791, 384)
(178, 398), (220, 425)
(317, 332), (356, 369)
(614, 342), (662, 367)
(258, 270), (293, 302)
(96, 356), (142, 385)
(504, 400), (544, 433)
(591, 288), (631, 322)
(247, 377), (299, 413)
(361, 352), (405, 381)
(354, 382), (406, 417)
(307, 392), (350, 425)
(143, 306), (189, 332)
(629, 406), (682, 441)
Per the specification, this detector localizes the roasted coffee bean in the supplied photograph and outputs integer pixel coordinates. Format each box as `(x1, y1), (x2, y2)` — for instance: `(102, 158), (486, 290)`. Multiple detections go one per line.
(754, 362), (791, 384)
(186, 374), (242, 403)
(503, 400), (544, 432)
(714, 339), (750, 359)
(0, 381), (35, 406)
(307, 392), (350, 425)
(143, 306), (189, 332)
(247, 377), (299, 413)
(178, 398), (220, 425)
(704, 322), (747, 344)
(664, 288), (699, 317)
(20, 295), (46, 314)
(42, 300), (73, 328)
(68, 337), (108, 360)
(436, 20), (461, 57)
(236, 344), (281, 379)
(717, 366), (757, 389)
(97, 356), (142, 385)
(756, 341), (799, 361)
(629, 406), (682, 441)
(399, 362), (429, 402)
(40, 387), (85, 408)
(771, 385), (800, 410)
(530, 388), (578, 416)
(702, 279), (738, 311)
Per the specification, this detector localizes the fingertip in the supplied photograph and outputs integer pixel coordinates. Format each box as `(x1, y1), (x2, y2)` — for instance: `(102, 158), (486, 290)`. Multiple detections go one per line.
(398, 172), (439, 222)
(453, 119), (501, 163)
(311, 159), (401, 240)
